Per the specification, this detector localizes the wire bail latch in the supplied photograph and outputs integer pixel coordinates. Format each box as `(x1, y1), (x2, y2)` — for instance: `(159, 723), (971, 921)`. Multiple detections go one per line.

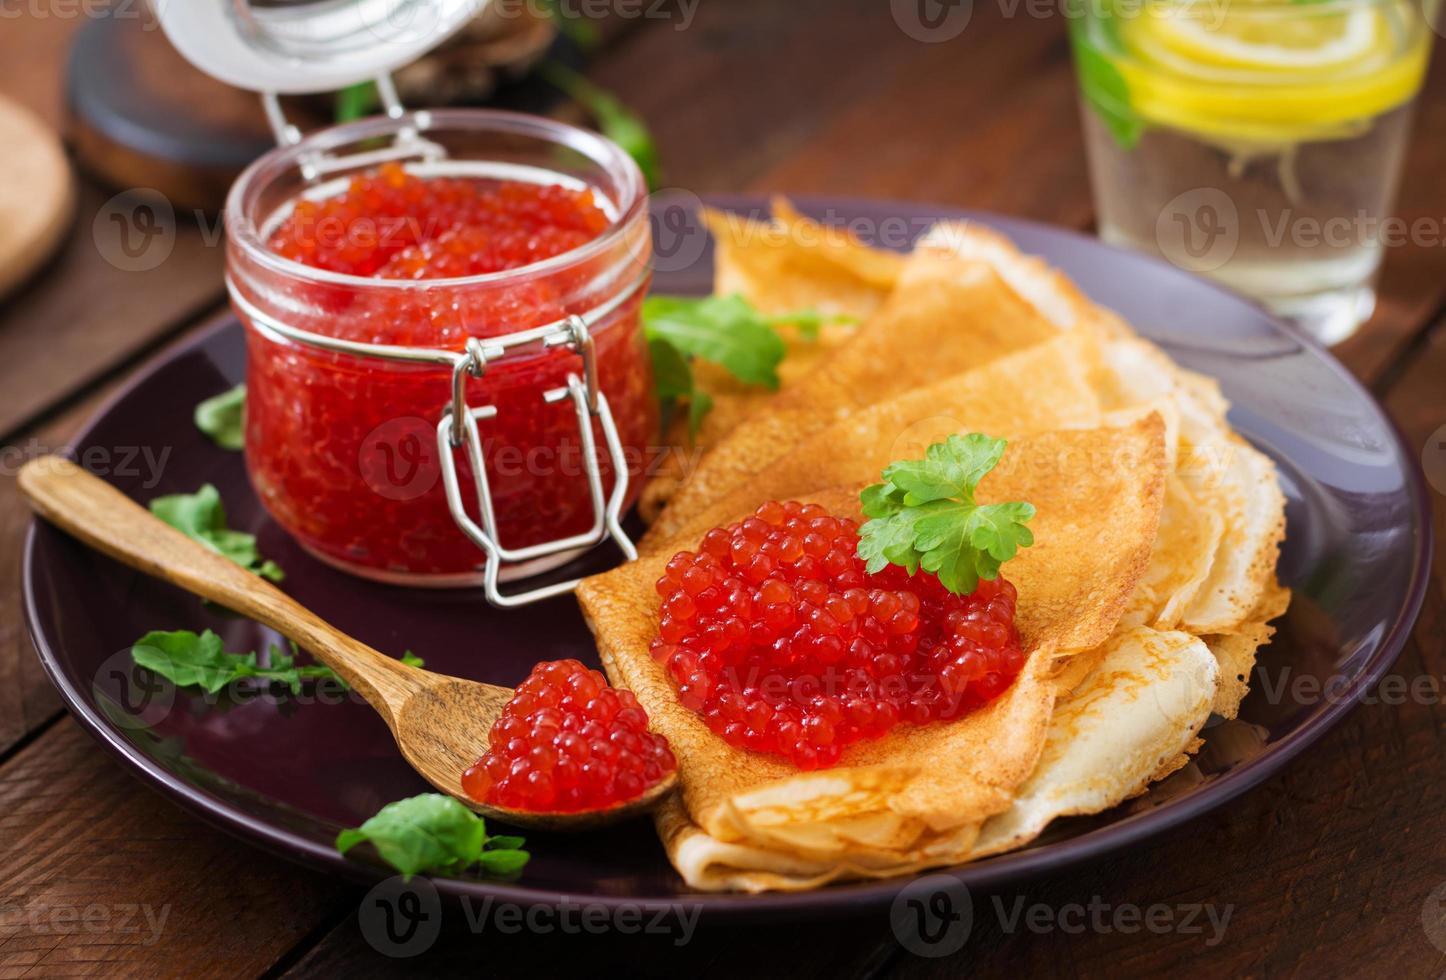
(436, 315), (639, 607)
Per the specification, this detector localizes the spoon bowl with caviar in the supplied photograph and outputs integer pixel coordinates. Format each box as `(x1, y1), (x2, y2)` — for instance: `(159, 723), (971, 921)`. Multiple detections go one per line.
(18, 457), (677, 832)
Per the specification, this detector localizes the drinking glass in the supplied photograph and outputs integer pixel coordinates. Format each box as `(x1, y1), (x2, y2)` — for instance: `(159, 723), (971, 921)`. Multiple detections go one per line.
(1070, 0), (1435, 343)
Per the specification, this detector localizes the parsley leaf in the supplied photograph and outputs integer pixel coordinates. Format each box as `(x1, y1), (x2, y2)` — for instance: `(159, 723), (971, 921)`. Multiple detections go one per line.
(336, 794), (530, 880)
(857, 434), (1035, 595)
(149, 484), (284, 583)
(130, 629), (424, 696)
(194, 385), (246, 451)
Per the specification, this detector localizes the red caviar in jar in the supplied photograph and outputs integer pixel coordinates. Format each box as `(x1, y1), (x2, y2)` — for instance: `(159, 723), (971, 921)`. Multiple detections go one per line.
(240, 162), (655, 580)
(269, 163), (609, 280)
(462, 660), (677, 812)
(649, 501), (1024, 770)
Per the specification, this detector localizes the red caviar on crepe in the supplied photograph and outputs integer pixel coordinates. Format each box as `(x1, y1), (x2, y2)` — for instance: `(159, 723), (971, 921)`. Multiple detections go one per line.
(652, 501), (1025, 769)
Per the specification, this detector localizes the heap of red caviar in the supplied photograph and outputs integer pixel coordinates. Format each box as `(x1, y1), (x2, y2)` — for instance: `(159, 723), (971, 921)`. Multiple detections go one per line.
(462, 660), (676, 813)
(268, 163), (609, 279)
(650, 501), (1024, 769)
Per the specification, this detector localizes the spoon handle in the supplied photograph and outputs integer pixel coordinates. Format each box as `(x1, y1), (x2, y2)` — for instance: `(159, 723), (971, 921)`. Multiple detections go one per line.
(18, 457), (425, 722)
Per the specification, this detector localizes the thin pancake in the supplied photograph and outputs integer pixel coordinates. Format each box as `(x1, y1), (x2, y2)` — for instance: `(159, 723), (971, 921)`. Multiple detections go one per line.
(705, 199), (904, 319)
(641, 321), (854, 523)
(578, 419), (1166, 890)
(646, 235), (1066, 542)
(645, 333), (1105, 556)
(641, 201), (900, 522)
(968, 627), (1219, 860)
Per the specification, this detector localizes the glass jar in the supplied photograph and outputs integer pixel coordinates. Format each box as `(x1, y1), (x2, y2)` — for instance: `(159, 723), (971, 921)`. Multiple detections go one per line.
(226, 110), (656, 587)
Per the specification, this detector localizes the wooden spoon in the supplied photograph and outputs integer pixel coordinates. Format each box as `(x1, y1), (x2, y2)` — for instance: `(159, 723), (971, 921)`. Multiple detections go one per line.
(18, 457), (677, 832)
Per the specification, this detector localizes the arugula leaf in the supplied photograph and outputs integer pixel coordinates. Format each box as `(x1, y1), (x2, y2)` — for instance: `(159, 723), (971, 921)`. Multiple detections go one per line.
(539, 61), (660, 189)
(648, 337), (713, 441)
(336, 794), (530, 880)
(134, 631), (319, 695)
(194, 385), (246, 451)
(648, 337), (694, 403)
(644, 295), (788, 389)
(149, 485), (284, 583)
(132, 630), (245, 694)
(857, 434), (1035, 595)
(644, 294), (854, 436)
(131, 629), (424, 696)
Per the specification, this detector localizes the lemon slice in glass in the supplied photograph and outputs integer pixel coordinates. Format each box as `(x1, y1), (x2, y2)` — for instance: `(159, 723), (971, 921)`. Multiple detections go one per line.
(1111, 0), (1429, 145)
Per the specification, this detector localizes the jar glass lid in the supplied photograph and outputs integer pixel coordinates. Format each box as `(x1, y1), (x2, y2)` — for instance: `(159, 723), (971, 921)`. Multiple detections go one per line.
(155, 0), (488, 95)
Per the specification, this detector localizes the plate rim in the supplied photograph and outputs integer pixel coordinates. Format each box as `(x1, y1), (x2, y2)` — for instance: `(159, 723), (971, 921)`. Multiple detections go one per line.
(20, 196), (1435, 917)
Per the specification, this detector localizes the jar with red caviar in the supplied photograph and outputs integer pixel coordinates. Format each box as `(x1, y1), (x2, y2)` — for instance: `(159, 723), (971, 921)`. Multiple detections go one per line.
(225, 111), (655, 589)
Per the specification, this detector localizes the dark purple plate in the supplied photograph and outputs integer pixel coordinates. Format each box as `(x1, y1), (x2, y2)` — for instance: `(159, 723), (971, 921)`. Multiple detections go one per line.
(22, 195), (1431, 918)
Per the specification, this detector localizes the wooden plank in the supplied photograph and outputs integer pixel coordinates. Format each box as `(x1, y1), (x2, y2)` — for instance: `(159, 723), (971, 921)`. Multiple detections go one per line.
(0, 179), (226, 440)
(1383, 317), (1446, 569)
(0, 8), (87, 128)
(1333, 54), (1446, 384)
(0, 719), (353, 979)
(284, 906), (896, 978)
(751, 15), (1088, 227)
(585, 0), (969, 192)
(0, 401), (95, 757)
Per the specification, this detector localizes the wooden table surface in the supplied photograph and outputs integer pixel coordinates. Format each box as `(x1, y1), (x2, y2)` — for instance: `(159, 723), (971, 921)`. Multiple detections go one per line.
(2, 2), (1444, 976)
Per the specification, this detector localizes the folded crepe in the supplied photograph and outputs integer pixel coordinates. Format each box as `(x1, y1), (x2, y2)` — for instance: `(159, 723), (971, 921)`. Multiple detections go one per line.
(967, 626), (1220, 860)
(588, 218), (1291, 890)
(640, 201), (901, 522)
(578, 418), (1168, 891)
(643, 332), (1106, 556)
(1087, 348), (1286, 724)
(643, 224), (1076, 544)
(706, 198), (905, 319)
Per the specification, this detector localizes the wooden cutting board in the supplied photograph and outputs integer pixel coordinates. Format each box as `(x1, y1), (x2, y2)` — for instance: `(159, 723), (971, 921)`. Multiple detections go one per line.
(0, 94), (73, 300)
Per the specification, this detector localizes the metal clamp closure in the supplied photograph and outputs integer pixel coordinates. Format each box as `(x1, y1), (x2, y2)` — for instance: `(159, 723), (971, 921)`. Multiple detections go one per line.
(436, 316), (638, 607)
(261, 76), (445, 181)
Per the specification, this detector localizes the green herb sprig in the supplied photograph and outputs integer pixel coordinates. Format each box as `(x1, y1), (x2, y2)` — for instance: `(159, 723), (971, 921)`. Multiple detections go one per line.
(130, 628), (423, 696)
(336, 794), (529, 879)
(194, 385), (246, 451)
(643, 294), (851, 437)
(857, 434), (1035, 595)
(149, 484), (284, 583)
